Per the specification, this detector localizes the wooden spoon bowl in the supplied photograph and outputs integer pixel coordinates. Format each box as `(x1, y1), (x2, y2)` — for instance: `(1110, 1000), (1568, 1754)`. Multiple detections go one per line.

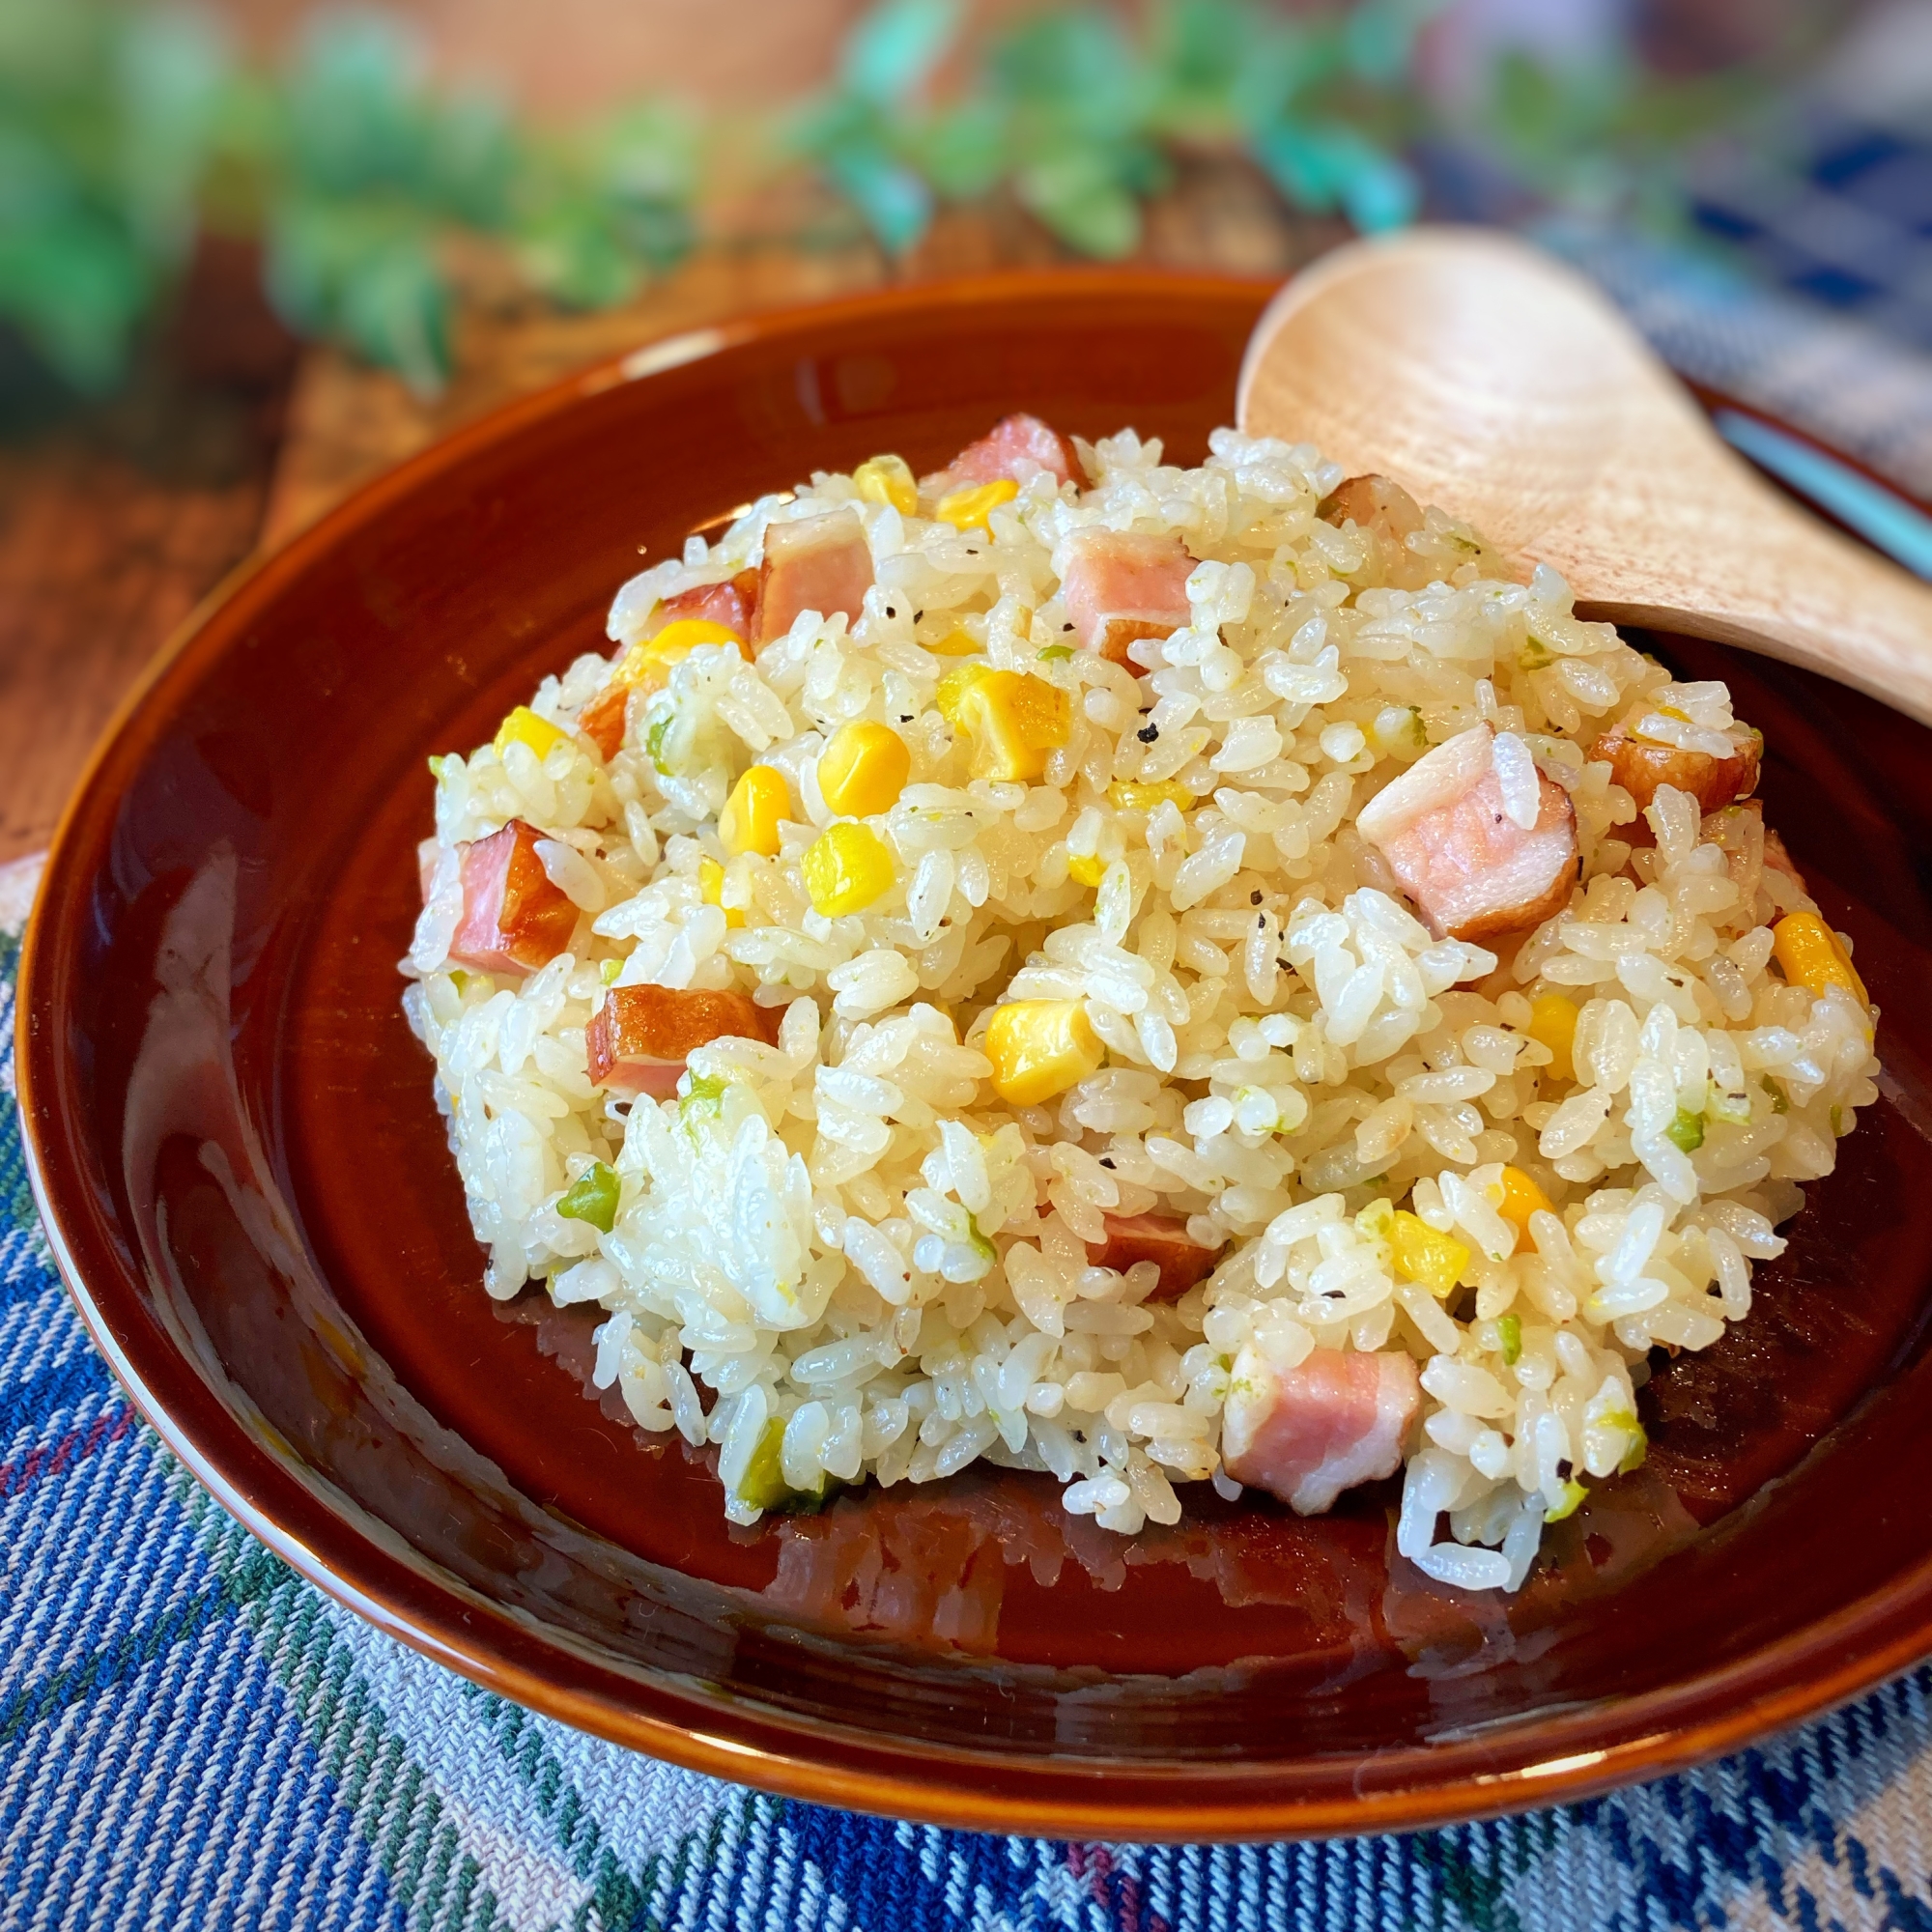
(1237, 226), (1932, 724)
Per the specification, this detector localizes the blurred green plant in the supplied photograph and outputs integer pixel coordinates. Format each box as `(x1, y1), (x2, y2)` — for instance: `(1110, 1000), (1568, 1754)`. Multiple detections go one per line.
(0, 0), (225, 388)
(0, 0), (1788, 402)
(1480, 44), (1770, 235)
(796, 0), (1435, 260)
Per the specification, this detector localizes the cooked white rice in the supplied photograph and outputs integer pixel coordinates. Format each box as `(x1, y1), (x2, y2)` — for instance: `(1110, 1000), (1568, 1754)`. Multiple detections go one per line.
(401, 425), (1881, 1593)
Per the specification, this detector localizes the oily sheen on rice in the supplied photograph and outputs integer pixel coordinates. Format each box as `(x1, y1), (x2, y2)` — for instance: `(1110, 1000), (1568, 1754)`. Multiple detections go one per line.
(402, 425), (1881, 1593)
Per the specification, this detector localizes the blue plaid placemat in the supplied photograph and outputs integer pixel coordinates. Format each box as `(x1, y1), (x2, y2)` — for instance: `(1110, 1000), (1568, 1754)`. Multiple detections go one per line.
(7, 836), (1932, 1928)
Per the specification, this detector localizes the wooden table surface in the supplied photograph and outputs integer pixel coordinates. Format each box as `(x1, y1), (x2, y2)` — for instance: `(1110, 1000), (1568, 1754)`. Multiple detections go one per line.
(0, 172), (1333, 867)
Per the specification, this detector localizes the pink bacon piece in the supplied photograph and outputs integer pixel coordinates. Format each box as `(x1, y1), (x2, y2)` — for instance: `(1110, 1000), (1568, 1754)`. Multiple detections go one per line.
(446, 818), (579, 978)
(1060, 528), (1195, 668)
(586, 983), (782, 1097)
(1086, 1212), (1222, 1302)
(754, 509), (874, 649)
(1222, 1347), (1421, 1515)
(1589, 704), (1762, 824)
(643, 572), (760, 642)
(923, 412), (1085, 497)
(1356, 723), (1579, 944)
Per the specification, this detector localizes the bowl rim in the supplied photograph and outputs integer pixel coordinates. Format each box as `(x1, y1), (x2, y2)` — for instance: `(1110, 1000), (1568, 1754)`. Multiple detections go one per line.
(16, 265), (1932, 1842)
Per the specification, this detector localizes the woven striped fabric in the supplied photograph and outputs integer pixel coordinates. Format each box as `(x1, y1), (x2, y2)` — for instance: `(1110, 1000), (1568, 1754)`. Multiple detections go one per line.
(8, 855), (1932, 1930)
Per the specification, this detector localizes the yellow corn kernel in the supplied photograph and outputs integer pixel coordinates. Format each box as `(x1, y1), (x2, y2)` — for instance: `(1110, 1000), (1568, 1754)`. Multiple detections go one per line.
(719, 765), (789, 858)
(803, 822), (895, 916)
(1492, 1166), (1552, 1247)
(1527, 991), (1578, 1083)
(935, 662), (993, 723)
(935, 477), (1019, 529)
(1773, 910), (1869, 1009)
(818, 721), (911, 817)
(985, 999), (1104, 1106)
(697, 858), (746, 928)
(952, 668), (1070, 782)
(1389, 1210), (1471, 1298)
(1107, 780), (1196, 815)
(853, 453), (917, 516)
(1066, 852), (1109, 888)
(611, 618), (746, 698)
(494, 705), (569, 762)
(928, 627), (983, 657)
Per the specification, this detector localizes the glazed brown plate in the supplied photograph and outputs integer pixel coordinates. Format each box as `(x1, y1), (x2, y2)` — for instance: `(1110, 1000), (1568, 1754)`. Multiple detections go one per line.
(19, 270), (1932, 1842)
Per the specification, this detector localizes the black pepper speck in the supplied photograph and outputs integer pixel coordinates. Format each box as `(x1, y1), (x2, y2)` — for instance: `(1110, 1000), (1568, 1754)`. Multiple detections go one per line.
(1137, 724), (1159, 743)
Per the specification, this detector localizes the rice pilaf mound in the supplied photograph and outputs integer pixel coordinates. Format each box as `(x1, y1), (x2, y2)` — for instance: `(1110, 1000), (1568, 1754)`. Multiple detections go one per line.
(402, 418), (1880, 1592)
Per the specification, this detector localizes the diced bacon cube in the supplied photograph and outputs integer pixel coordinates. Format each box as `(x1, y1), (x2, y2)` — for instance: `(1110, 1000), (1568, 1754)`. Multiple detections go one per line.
(1317, 472), (1423, 541)
(447, 819), (579, 977)
(1701, 799), (1811, 912)
(586, 983), (783, 1096)
(1085, 1212), (1222, 1301)
(754, 510), (874, 649)
(1222, 1346), (1421, 1515)
(1764, 821), (1804, 890)
(1060, 528), (1195, 668)
(923, 412), (1085, 496)
(1357, 724), (1579, 943)
(577, 683), (631, 761)
(1588, 705), (1763, 820)
(642, 574), (758, 642)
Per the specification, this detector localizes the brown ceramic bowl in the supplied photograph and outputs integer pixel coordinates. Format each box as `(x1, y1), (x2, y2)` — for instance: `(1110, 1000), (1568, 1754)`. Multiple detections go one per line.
(19, 270), (1932, 1842)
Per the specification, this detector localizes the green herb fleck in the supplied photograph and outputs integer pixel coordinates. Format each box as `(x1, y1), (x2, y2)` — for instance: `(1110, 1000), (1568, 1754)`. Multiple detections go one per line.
(1544, 1478), (1587, 1523)
(1037, 644), (1074, 663)
(1406, 706), (1428, 748)
(556, 1160), (619, 1233)
(1497, 1313), (1521, 1366)
(599, 956), (622, 984)
(428, 753), (447, 779)
(1665, 1107), (1705, 1152)
(1519, 634), (1553, 670)
(447, 968), (469, 994)
(735, 1413), (838, 1515)
(680, 1071), (729, 1123)
(1832, 1104), (1844, 1136)
(1760, 1075), (1789, 1115)
(967, 1213), (997, 1264)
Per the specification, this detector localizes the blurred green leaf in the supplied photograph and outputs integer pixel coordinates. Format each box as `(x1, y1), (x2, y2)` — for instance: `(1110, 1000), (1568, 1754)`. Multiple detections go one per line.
(828, 144), (934, 253)
(0, 0), (1793, 401)
(912, 98), (1007, 200)
(115, 10), (229, 255)
(0, 212), (148, 389)
(265, 193), (448, 393)
(1016, 150), (1143, 258)
(1253, 119), (1418, 230)
(840, 0), (962, 106)
(282, 11), (428, 196)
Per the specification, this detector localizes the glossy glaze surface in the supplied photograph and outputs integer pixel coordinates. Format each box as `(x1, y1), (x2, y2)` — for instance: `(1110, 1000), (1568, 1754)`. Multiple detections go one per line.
(19, 272), (1932, 1839)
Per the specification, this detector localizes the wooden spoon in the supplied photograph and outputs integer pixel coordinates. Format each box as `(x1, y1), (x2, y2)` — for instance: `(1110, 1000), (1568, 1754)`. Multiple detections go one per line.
(1236, 226), (1932, 724)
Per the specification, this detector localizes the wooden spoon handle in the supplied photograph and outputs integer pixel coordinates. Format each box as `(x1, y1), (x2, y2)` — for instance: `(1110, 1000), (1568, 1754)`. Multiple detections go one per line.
(1546, 447), (1932, 727)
